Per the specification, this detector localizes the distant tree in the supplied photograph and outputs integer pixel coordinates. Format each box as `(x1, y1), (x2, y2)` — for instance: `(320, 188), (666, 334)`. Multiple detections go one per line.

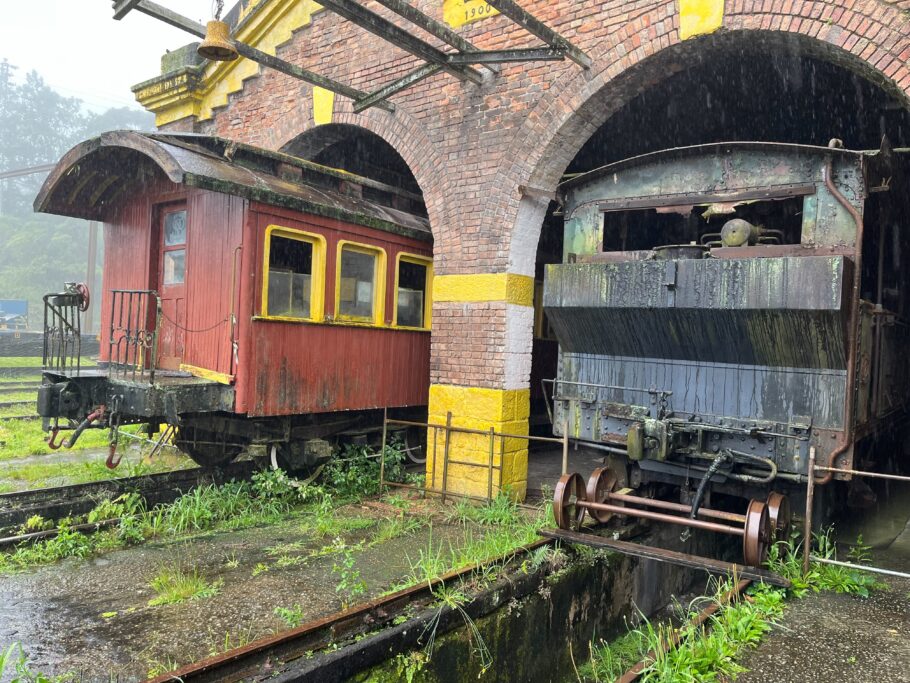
(0, 66), (154, 328)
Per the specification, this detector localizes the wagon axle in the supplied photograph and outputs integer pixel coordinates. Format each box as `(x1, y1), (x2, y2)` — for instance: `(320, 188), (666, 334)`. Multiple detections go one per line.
(553, 469), (791, 567)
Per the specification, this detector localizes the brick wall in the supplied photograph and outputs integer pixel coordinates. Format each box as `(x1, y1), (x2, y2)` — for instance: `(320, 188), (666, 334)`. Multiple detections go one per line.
(162, 0), (910, 391)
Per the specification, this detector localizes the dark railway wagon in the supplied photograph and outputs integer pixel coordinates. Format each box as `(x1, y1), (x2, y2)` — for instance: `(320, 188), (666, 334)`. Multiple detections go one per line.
(546, 140), (910, 558)
(34, 131), (432, 467)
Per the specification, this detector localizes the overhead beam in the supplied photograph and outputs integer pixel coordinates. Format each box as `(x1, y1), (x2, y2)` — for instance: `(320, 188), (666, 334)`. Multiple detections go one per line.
(447, 47), (566, 65)
(372, 0), (498, 74)
(112, 0), (143, 20)
(113, 0), (395, 112)
(483, 0), (592, 69)
(317, 0), (484, 85)
(353, 63), (442, 113)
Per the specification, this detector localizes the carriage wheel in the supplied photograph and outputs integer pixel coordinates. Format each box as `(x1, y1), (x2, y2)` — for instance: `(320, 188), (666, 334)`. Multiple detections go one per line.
(585, 467), (618, 524)
(174, 426), (242, 468)
(765, 492), (791, 543)
(742, 499), (772, 566)
(553, 473), (587, 530)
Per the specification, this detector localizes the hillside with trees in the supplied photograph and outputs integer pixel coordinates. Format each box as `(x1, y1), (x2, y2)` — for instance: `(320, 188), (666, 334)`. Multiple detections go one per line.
(0, 62), (153, 330)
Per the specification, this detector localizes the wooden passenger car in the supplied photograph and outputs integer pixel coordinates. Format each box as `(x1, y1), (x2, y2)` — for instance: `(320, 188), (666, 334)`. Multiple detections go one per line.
(35, 131), (432, 466)
(545, 141), (910, 505)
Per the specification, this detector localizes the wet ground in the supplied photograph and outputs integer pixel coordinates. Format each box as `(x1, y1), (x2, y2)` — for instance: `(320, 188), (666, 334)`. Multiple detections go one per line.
(0, 496), (508, 681)
(738, 483), (910, 683)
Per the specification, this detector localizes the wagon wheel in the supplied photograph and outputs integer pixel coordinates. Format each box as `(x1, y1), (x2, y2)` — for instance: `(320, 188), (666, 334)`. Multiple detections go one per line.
(553, 472), (587, 530)
(765, 492), (791, 543)
(742, 499), (772, 566)
(174, 426), (243, 468)
(75, 282), (91, 312)
(585, 467), (618, 524)
(404, 426), (427, 464)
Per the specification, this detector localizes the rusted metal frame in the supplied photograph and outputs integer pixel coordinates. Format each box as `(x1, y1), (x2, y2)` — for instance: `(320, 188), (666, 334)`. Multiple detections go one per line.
(385, 417), (564, 444)
(606, 491), (746, 524)
(813, 466), (910, 482)
(802, 447), (816, 574)
(317, 0), (484, 85)
(112, 0), (143, 20)
(120, 1), (395, 112)
(488, 426), (495, 501)
(618, 579), (753, 683)
(379, 407), (388, 493)
(483, 0), (592, 69)
(447, 47), (566, 64)
(561, 418), (569, 475)
(597, 183), (817, 212)
(441, 411), (452, 503)
(372, 0), (499, 73)
(539, 529), (790, 587)
(579, 501), (747, 536)
(353, 63), (442, 113)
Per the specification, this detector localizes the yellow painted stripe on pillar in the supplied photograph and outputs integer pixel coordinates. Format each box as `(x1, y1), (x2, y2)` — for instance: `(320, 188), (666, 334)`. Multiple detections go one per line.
(433, 273), (534, 307)
(679, 0), (724, 40)
(313, 86), (335, 126)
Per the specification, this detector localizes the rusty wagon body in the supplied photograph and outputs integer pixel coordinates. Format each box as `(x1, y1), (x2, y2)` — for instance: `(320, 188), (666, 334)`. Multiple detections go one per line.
(34, 131), (432, 467)
(545, 141), (910, 503)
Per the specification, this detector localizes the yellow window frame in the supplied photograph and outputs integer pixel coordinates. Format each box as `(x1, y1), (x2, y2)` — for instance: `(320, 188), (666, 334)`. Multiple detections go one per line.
(392, 253), (433, 331)
(334, 240), (387, 326)
(261, 225), (326, 322)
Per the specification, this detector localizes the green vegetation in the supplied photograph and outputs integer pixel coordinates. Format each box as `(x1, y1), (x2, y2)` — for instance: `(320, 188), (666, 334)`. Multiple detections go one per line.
(584, 579), (786, 682)
(0, 643), (71, 682)
(274, 604), (305, 628)
(582, 532), (888, 682)
(323, 441), (408, 498)
(148, 564), (222, 606)
(332, 539), (368, 607)
(0, 418), (136, 462)
(0, 357), (95, 368)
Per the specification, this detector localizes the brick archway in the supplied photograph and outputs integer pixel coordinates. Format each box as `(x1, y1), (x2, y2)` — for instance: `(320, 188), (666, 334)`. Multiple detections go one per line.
(274, 112), (447, 238)
(501, 3), (910, 276)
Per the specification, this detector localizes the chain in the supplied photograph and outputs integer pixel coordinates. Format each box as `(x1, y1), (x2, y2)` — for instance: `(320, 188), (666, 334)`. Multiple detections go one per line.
(213, 0), (225, 20)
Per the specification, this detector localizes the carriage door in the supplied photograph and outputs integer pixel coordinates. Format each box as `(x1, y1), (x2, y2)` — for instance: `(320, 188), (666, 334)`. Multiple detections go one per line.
(156, 205), (187, 370)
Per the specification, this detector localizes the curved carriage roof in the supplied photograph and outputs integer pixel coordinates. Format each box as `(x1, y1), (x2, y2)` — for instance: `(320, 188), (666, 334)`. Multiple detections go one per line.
(34, 130), (431, 241)
(559, 140), (905, 192)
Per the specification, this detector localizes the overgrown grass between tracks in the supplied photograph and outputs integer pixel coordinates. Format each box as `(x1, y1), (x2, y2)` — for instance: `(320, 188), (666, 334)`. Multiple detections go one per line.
(580, 532), (888, 682)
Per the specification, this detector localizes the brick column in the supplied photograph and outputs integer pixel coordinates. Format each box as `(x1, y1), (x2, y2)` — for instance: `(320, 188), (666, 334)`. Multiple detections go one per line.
(425, 274), (534, 501)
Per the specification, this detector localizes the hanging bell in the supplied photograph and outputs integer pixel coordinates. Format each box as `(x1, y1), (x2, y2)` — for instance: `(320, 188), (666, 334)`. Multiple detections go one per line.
(197, 20), (238, 61)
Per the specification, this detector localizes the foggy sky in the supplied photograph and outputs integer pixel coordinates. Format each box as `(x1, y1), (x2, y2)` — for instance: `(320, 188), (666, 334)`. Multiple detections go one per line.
(1, 1), (216, 111)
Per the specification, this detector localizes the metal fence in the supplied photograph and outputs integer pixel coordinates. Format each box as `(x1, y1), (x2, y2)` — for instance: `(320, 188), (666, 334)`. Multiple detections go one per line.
(108, 289), (161, 382)
(378, 409), (570, 503)
(803, 445), (910, 578)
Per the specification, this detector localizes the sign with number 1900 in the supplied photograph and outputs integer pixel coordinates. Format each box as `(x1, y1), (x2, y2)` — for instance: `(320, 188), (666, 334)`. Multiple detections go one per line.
(443, 0), (499, 28)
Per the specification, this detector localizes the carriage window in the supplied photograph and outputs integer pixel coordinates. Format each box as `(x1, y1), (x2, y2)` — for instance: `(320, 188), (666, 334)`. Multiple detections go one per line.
(262, 227), (325, 321)
(395, 256), (431, 329)
(337, 243), (385, 323)
(162, 210), (186, 285)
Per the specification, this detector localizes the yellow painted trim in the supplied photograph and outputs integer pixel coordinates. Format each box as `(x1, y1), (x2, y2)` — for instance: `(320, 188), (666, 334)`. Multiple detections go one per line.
(261, 225), (326, 322)
(138, 0), (324, 126)
(313, 86), (335, 126)
(443, 0), (499, 28)
(679, 0), (724, 40)
(180, 363), (234, 385)
(433, 273), (534, 307)
(392, 253), (433, 331)
(334, 240), (387, 326)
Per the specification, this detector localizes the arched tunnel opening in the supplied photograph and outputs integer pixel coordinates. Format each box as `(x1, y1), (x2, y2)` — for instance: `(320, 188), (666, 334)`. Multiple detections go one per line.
(530, 32), (910, 525)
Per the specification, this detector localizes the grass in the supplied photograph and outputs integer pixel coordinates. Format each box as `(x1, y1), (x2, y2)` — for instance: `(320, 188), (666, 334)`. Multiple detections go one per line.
(0, 419), (124, 461)
(583, 578), (786, 682)
(581, 531), (888, 682)
(147, 564), (222, 606)
(0, 356), (96, 368)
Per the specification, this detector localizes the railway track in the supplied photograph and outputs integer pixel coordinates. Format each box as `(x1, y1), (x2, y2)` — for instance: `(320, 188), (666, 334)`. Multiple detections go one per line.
(0, 459), (260, 534)
(0, 383), (39, 395)
(147, 539), (550, 683)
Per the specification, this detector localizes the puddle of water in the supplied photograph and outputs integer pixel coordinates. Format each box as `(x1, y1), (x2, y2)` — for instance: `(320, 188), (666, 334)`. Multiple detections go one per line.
(0, 500), (508, 681)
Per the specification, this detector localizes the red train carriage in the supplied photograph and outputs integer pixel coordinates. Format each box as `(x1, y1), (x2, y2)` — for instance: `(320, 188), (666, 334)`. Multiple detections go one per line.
(34, 131), (432, 468)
